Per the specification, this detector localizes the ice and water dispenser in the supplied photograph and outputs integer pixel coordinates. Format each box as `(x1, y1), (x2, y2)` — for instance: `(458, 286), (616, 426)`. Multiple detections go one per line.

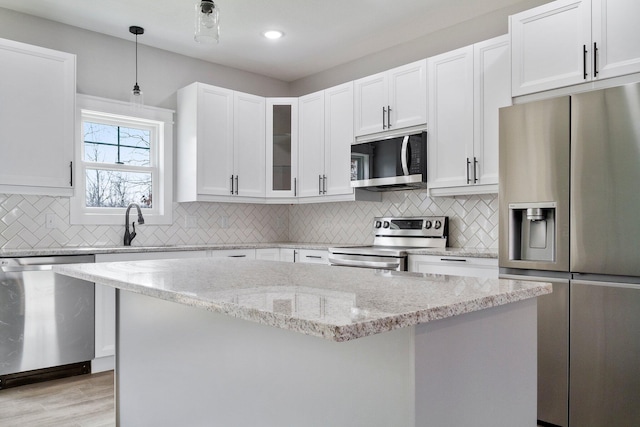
(508, 202), (557, 262)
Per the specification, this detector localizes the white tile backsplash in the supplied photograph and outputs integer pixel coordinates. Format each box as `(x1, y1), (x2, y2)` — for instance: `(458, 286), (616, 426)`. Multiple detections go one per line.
(0, 190), (497, 249)
(290, 190), (498, 248)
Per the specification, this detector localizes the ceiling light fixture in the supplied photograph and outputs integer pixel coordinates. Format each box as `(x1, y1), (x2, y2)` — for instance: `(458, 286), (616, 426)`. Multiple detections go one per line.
(129, 25), (144, 108)
(195, 0), (220, 44)
(263, 30), (284, 40)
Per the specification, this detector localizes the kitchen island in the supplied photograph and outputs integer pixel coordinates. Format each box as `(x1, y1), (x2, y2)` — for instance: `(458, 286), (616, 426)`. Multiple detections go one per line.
(55, 258), (550, 427)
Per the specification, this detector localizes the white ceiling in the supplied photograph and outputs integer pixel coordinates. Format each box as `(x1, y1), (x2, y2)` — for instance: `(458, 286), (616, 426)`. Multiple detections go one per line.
(0, 0), (525, 82)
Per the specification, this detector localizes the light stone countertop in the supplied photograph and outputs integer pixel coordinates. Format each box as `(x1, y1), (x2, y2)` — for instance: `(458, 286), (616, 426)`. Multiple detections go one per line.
(0, 243), (338, 258)
(0, 243), (498, 258)
(54, 258), (547, 342)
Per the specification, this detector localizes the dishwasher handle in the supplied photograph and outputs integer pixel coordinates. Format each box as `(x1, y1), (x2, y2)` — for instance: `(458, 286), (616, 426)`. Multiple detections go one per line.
(1, 264), (53, 272)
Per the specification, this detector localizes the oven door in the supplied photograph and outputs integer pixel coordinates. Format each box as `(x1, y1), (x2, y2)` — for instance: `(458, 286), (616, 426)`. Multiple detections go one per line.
(328, 253), (405, 271)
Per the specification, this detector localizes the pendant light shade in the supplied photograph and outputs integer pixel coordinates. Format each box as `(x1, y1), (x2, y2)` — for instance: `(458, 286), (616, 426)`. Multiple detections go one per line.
(129, 25), (144, 108)
(195, 0), (220, 44)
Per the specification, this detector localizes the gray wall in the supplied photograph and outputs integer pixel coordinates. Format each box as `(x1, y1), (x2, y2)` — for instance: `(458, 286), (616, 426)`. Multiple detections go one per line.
(289, 0), (551, 95)
(0, 7), (290, 110)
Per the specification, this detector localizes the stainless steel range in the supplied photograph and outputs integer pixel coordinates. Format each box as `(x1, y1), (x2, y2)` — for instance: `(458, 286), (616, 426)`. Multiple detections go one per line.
(328, 216), (448, 271)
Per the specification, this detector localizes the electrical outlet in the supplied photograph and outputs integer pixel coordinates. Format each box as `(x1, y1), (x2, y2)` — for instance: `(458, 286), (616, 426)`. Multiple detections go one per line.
(45, 213), (57, 229)
(185, 215), (198, 229)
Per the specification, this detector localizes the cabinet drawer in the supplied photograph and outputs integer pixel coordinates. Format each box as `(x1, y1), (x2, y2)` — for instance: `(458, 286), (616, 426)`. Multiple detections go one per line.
(297, 249), (329, 265)
(408, 255), (498, 278)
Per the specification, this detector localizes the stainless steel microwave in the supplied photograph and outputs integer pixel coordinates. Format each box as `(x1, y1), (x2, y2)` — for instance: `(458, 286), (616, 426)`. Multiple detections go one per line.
(350, 131), (427, 191)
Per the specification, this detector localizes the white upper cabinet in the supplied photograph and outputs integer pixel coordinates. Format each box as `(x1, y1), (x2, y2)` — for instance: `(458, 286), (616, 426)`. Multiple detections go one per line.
(323, 82), (354, 197)
(428, 35), (511, 196)
(233, 92), (266, 198)
(298, 82), (354, 201)
(0, 38), (75, 196)
(511, 0), (640, 96)
(177, 82), (265, 202)
(298, 90), (325, 198)
(473, 36), (512, 187)
(428, 45), (475, 191)
(591, 0), (640, 80)
(354, 60), (427, 137)
(266, 98), (299, 200)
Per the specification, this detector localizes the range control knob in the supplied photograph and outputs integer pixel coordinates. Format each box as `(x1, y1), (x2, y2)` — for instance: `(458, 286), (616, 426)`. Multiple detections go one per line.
(383, 221), (390, 228)
(424, 220), (432, 229)
(375, 221), (382, 228)
(434, 220), (442, 229)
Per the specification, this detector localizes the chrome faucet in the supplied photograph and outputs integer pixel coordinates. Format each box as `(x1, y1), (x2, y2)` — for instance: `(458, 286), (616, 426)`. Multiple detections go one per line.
(123, 203), (145, 246)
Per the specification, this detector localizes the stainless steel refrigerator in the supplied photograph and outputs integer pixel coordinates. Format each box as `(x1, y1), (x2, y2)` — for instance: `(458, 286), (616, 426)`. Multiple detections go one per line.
(499, 82), (640, 427)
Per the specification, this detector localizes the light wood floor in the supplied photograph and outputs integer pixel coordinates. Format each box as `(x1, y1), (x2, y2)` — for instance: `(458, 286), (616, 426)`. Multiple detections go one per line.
(0, 371), (115, 427)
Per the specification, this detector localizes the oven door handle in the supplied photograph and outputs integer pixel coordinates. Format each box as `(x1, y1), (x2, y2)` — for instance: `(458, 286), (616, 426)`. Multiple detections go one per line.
(400, 135), (410, 176)
(328, 257), (400, 270)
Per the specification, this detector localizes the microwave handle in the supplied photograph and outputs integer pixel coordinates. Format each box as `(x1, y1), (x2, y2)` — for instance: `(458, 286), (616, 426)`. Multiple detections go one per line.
(401, 135), (410, 176)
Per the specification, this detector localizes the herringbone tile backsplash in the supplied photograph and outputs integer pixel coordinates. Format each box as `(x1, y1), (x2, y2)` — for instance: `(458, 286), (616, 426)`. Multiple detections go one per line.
(290, 191), (497, 248)
(0, 190), (497, 249)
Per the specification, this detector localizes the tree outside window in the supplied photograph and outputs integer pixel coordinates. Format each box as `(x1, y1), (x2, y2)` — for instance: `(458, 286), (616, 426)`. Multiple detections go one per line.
(83, 121), (153, 208)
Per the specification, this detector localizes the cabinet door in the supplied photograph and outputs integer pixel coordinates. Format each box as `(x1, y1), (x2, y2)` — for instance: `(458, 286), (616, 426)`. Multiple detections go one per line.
(266, 98), (298, 198)
(592, 0), (640, 80)
(198, 85), (234, 195)
(0, 38), (75, 195)
(427, 46), (474, 189)
(324, 82), (355, 196)
(388, 60), (427, 130)
(473, 35), (511, 186)
(234, 92), (265, 198)
(354, 72), (387, 136)
(511, 0), (592, 96)
(298, 91), (325, 198)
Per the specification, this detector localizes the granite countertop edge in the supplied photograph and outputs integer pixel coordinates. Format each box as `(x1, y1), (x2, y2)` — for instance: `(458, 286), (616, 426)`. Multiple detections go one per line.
(0, 244), (498, 258)
(53, 259), (545, 342)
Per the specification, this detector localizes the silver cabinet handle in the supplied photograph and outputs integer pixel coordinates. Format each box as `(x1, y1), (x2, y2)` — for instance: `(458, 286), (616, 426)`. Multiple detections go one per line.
(305, 255), (322, 259)
(235, 176), (239, 195)
(230, 175), (234, 195)
(294, 177), (297, 196)
(382, 106), (387, 129)
(466, 158), (471, 184)
(228, 255), (246, 258)
(593, 42), (598, 77)
(440, 258), (467, 262)
(323, 175), (327, 194)
(69, 161), (73, 187)
(319, 175), (323, 195)
(387, 105), (392, 128)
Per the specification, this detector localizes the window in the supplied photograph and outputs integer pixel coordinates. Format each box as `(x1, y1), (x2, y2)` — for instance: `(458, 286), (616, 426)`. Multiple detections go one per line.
(71, 95), (173, 225)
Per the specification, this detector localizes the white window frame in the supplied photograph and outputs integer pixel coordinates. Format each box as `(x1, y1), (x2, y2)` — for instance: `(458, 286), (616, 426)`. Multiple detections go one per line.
(70, 94), (173, 225)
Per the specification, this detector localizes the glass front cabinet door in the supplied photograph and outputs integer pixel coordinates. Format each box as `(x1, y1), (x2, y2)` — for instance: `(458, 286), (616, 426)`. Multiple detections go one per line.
(266, 98), (298, 199)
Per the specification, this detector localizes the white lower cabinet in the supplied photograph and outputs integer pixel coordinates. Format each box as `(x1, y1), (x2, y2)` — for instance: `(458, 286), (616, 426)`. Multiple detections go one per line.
(280, 248), (296, 263)
(296, 249), (330, 265)
(93, 250), (207, 373)
(255, 248), (280, 261)
(408, 255), (498, 279)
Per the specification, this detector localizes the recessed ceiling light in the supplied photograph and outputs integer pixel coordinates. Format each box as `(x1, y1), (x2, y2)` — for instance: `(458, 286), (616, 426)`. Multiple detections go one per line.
(263, 30), (284, 40)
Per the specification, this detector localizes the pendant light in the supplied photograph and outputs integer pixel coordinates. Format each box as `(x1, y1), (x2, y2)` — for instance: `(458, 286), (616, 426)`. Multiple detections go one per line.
(195, 0), (220, 44)
(129, 25), (144, 108)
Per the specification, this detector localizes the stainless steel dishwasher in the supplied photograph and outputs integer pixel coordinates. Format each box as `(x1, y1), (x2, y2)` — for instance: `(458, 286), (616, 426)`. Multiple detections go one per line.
(0, 255), (95, 389)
